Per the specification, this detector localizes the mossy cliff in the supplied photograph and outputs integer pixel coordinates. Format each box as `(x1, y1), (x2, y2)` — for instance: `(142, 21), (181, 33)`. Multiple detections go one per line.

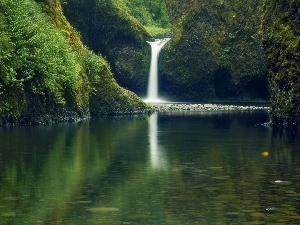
(62, 0), (151, 96)
(0, 0), (148, 125)
(163, 0), (269, 101)
(62, 0), (269, 102)
(262, 0), (300, 129)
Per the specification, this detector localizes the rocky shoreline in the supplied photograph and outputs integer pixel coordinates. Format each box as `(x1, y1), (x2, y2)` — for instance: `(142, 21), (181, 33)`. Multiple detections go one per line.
(150, 103), (270, 112)
(0, 103), (270, 126)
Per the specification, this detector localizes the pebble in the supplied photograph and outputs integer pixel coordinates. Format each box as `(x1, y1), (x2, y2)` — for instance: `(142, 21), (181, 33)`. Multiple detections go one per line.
(151, 103), (269, 112)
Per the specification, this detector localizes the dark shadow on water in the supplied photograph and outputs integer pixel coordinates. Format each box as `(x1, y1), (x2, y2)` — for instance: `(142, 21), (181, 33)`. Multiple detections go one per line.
(272, 126), (300, 144)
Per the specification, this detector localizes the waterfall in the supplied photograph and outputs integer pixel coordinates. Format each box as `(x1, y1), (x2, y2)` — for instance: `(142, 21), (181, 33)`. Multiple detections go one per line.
(144, 38), (171, 103)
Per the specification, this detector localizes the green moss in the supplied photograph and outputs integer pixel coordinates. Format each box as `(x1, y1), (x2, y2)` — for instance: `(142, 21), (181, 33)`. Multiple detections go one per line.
(262, 0), (300, 129)
(62, 0), (153, 95)
(162, 0), (268, 101)
(0, 0), (83, 118)
(0, 0), (148, 125)
(121, 0), (172, 31)
(144, 26), (171, 37)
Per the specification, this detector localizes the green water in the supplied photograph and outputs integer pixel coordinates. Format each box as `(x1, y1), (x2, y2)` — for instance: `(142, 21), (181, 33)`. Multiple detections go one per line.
(0, 110), (300, 224)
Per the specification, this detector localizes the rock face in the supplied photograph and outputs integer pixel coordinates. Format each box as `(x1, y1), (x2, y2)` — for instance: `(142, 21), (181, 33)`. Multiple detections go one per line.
(62, 0), (151, 96)
(62, 0), (270, 102)
(163, 0), (269, 101)
(262, 0), (300, 129)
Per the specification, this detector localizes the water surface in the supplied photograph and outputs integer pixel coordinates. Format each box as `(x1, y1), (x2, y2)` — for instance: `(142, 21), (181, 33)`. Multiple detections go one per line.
(0, 110), (300, 224)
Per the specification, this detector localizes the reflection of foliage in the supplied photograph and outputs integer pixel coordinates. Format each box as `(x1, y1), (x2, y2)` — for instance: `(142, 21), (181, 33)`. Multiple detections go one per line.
(1, 112), (299, 224)
(0, 116), (148, 224)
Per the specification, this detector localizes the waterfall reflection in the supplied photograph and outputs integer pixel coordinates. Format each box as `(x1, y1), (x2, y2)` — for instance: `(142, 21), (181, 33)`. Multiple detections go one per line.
(148, 113), (167, 169)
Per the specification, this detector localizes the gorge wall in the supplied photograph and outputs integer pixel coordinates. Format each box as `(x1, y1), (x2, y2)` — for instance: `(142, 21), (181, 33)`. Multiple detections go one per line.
(62, 0), (270, 102)
(262, 0), (300, 129)
(2, 0), (299, 130)
(0, 0), (148, 125)
(163, 0), (269, 101)
(62, 0), (151, 96)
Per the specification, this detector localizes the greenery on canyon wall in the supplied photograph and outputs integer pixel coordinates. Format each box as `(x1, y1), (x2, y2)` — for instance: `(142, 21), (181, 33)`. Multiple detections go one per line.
(62, 0), (270, 101)
(121, 0), (171, 37)
(0, 0), (148, 125)
(163, 0), (269, 101)
(2, 0), (299, 131)
(62, 0), (171, 96)
(262, 0), (300, 129)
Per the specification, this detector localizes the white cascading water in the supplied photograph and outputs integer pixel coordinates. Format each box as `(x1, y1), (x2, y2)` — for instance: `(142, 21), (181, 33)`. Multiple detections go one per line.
(144, 38), (171, 103)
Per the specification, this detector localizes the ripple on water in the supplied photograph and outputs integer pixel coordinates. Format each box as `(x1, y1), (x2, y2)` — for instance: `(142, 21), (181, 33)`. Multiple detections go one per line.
(207, 166), (224, 170)
(1, 212), (16, 217)
(202, 187), (219, 191)
(212, 176), (230, 180)
(86, 207), (119, 213)
(270, 180), (292, 186)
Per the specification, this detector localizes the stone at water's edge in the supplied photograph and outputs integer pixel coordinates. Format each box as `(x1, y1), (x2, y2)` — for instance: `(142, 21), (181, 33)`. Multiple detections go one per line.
(151, 103), (270, 112)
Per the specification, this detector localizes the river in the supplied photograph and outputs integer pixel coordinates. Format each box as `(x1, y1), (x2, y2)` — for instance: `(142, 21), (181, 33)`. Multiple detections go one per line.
(0, 108), (299, 224)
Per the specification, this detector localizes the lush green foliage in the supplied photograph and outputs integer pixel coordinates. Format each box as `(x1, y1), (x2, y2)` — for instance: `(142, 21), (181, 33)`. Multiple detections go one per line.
(119, 0), (172, 36)
(0, 0), (84, 118)
(0, 0), (148, 124)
